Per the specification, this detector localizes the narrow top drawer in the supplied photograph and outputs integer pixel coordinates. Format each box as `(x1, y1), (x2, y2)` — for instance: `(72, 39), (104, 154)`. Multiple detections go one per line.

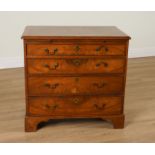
(27, 44), (126, 56)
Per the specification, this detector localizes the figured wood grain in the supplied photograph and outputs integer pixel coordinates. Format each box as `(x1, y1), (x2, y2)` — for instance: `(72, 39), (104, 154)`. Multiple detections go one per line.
(27, 58), (125, 74)
(27, 43), (126, 56)
(28, 96), (122, 116)
(27, 76), (124, 96)
(0, 57), (155, 142)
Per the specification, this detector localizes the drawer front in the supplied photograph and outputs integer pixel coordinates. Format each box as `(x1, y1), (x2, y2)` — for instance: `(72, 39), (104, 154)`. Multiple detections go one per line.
(28, 96), (122, 116)
(28, 76), (124, 95)
(27, 58), (125, 74)
(27, 44), (126, 56)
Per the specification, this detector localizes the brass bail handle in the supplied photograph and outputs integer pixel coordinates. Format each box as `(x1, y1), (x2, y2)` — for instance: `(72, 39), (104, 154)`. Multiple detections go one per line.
(93, 82), (106, 88)
(44, 83), (59, 89)
(94, 103), (105, 110)
(44, 103), (58, 110)
(96, 61), (108, 67)
(44, 48), (58, 55)
(44, 62), (59, 70)
(51, 62), (59, 70)
(96, 46), (108, 52)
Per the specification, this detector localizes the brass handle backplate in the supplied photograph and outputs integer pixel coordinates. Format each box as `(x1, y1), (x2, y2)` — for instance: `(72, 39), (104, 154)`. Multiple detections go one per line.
(44, 83), (59, 89)
(72, 97), (81, 104)
(94, 103), (105, 110)
(96, 61), (108, 67)
(44, 48), (58, 55)
(66, 59), (88, 67)
(96, 46), (108, 52)
(43, 62), (59, 70)
(44, 103), (58, 110)
(93, 82), (106, 88)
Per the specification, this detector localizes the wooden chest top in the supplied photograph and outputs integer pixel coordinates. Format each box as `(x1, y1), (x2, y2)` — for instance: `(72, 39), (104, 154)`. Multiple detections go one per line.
(22, 26), (130, 40)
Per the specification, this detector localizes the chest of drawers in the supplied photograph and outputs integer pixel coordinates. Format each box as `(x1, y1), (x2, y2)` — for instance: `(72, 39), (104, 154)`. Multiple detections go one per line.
(22, 26), (130, 132)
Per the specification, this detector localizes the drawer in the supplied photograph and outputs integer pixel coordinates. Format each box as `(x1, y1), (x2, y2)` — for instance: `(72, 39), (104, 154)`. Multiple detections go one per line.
(27, 44), (126, 56)
(28, 96), (122, 116)
(27, 58), (125, 74)
(28, 76), (124, 95)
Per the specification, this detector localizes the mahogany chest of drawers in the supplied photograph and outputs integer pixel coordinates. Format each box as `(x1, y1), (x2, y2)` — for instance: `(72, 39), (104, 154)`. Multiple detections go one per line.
(22, 26), (130, 132)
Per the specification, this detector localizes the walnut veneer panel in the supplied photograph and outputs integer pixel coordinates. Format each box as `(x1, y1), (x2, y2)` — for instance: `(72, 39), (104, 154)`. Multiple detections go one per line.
(28, 76), (124, 96)
(27, 58), (125, 74)
(27, 44), (126, 56)
(28, 96), (122, 116)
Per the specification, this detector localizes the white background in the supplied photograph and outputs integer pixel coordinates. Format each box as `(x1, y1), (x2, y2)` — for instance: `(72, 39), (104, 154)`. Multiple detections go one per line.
(0, 11), (155, 68)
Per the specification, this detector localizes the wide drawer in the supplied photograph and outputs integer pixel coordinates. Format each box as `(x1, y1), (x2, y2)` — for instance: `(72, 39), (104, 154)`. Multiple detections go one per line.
(27, 44), (126, 56)
(27, 58), (125, 74)
(28, 96), (122, 116)
(28, 76), (124, 95)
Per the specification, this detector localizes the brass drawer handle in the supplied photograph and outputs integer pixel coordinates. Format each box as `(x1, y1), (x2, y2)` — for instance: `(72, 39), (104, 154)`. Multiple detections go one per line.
(53, 48), (58, 54)
(43, 62), (59, 70)
(94, 103), (105, 110)
(93, 82), (106, 88)
(44, 103), (58, 110)
(72, 97), (80, 104)
(96, 61), (108, 67)
(44, 48), (58, 55)
(44, 83), (59, 89)
(96, 46), (108, 52)
(44, 48), (50, 54)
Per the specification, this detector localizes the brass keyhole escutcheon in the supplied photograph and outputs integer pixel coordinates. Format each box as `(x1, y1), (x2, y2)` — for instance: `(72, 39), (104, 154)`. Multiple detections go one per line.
(72, 97), (80, 104)
(72, 59), (81, 66)
(75, 45), (80, 52)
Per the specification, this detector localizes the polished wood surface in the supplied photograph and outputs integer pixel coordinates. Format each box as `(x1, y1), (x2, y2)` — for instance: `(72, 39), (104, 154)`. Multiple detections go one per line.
(0, 57), (155, 142)
(22, 26), (130, 39)
(28, 96), (122, 116)
(25, 114), (124, 132)
(27, 58), (125, 74)
(27, 43), (126, 56)
(22, 26), (129, 131)
(28, 76), (124, 96)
